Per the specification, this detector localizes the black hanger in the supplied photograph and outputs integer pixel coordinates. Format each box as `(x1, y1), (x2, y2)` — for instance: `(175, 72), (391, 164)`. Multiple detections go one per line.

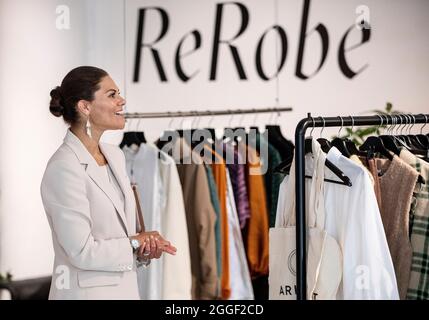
(331, 137), (351, 158)
(341, 116), (367, 157)
(385, 115), (427, 157)
(415, 115), (429, 149)
(345, 138), (367, 157)
(233, 127), (247, 144)
(157, 129), (180, 149)
(391, 114), (425, 153)
(265, 125), (295, 161)
(274, 138), (352, 186)
(404, 114), (429, 151)
(330, 117), (350, 158)
(250, 125), (260, 134)
(191, 128), (215, 149)
(360, 136), (394, 160)
(316, 117), (331, 153)
(396, 114), (416, 150)
(359, 115), (393, 160)
(206, 128), (217, 143)
(410, 134), (428, 150)
(378, 135), (401, 156)
(119, 131), (146, 149)
(274, 116), (352, 187)
(363, 115), (426, 185)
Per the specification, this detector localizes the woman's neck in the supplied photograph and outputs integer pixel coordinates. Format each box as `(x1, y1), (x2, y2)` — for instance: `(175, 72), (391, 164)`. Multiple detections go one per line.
(70, 124), (104, 156)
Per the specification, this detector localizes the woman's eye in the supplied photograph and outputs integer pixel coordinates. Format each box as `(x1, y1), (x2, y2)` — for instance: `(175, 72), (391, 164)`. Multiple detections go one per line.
(110, 93), (115, 98)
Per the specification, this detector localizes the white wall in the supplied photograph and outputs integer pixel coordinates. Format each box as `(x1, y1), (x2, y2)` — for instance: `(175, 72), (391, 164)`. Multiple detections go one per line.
(0, 0), (428, 280)
(0, 0), (89, 279)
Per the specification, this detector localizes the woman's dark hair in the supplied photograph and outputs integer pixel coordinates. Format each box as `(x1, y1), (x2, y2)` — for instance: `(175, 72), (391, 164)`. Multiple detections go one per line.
(49, 66), (108, 125)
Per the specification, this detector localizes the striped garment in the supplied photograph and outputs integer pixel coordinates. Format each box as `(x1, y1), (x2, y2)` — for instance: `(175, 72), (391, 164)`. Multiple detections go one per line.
(400, 149), (429, 300)
(223, 143), (251, 229)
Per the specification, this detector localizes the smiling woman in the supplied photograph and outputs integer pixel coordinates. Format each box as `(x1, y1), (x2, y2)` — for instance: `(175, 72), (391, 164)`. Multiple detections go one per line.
(49, 66), (126, 138)
(41, 66), (177, 300)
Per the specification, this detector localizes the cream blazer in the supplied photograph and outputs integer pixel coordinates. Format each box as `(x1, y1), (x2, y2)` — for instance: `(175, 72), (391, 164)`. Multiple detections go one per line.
(40, 129), (140, 300)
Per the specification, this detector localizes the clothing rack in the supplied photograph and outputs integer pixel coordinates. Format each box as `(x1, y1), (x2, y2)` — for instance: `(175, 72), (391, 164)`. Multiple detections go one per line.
(294, 113), (429, 300)
(123, 107), (292, 119)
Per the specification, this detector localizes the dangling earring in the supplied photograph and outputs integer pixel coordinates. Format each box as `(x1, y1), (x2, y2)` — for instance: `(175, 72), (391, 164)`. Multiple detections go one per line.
(86, 118), (92, 139)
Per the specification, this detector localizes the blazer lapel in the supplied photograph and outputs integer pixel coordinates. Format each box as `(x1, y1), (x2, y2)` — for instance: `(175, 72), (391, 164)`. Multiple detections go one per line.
(63, 130), (130, 236)
(85, 162), (130, 236)
(100, 143), (135, 235)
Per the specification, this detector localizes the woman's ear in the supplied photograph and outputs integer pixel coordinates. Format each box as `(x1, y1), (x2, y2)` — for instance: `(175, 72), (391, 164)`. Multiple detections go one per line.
(76, 100), (91, 117)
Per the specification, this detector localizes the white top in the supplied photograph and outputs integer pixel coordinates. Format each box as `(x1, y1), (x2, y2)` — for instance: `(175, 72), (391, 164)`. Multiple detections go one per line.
(106, 164), (125, 212)
(123, 144), (163, 300)
(95, 164), (125, 213)
(123, 143), (192, 300)
(276, 147), (399, 300)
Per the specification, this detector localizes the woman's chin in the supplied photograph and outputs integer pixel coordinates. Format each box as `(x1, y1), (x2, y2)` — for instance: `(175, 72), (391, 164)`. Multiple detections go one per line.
(109, 117), (126, 130)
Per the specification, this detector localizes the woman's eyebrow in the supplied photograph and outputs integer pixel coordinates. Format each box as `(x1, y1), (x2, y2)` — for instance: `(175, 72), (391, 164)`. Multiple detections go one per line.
(105, 88), (120, 94)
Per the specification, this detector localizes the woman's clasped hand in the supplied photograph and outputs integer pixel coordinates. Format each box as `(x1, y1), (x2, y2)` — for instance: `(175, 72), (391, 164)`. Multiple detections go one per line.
(133, 231), (177, 260)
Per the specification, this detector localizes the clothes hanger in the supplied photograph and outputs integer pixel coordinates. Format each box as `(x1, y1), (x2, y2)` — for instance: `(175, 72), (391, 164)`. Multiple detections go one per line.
(265, 110), (295, 161)
(204, 111), (217, 145)
(222, 110), (239, 144)
(231, 111), (249, 144)
(157, 113), (181, 149)
(275, 116), (352, 187)
(415, 114), (429, 149)
(395, 114), (412, 146)
(316, 117), (332, 153)
(330, 116), (351, 158)
(360, 115), (395, 160)
(119, 118), (146, 149)
(403, 114), (419, 148)
(386, 115), (427, 156)
(343, 115), (367, 157)
(406, 114), (428, 151)
(377, 115), (426, 184)
(372, 114), (400, 157)
(190, 112), (214, 149)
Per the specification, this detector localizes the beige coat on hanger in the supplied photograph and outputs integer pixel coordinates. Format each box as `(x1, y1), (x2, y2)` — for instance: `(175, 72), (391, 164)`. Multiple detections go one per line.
(40, 129), (140, 300)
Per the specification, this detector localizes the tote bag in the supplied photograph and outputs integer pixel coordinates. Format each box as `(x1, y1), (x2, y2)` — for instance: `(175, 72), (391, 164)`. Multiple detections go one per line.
(269, 138), (342, 300)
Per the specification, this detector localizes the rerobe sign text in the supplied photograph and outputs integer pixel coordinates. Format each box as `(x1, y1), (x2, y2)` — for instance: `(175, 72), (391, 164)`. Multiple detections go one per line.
(132, 0), (371, 83)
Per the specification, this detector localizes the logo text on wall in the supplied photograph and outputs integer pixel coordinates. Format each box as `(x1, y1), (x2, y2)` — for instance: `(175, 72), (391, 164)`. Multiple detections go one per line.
(132, 0), (371, 83)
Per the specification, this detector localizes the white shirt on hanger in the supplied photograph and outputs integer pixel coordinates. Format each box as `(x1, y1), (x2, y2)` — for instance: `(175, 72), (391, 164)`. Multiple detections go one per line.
(276, 147), (399, 300)
(123, 143), (162, 299)
(122, 143), (192, 300)
(158, 148), (192, 299)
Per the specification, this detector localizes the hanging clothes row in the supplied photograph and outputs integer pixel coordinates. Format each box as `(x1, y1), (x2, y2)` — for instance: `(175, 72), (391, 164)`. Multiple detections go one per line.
(119, 107), (294, 300)
(276, 113), (429, 300)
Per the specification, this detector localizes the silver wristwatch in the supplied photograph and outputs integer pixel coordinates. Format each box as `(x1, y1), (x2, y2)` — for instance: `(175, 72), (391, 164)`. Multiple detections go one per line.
(130, 238), (140, 252)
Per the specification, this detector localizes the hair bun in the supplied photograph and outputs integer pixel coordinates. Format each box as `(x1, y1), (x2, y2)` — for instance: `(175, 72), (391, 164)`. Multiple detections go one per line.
(49, 86), (64, 117)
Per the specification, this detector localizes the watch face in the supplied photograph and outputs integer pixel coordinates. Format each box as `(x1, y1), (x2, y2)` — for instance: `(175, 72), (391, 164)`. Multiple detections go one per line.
(131, 239), (140, 249)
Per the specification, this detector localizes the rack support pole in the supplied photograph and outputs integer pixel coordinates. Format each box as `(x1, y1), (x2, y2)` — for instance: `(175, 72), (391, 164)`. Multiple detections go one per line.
(295, 116), (310, 300)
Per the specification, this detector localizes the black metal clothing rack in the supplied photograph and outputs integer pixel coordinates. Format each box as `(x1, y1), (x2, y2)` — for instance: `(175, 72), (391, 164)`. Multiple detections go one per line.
(294, 113), (429, 300)
(123, 107), (293, 119)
